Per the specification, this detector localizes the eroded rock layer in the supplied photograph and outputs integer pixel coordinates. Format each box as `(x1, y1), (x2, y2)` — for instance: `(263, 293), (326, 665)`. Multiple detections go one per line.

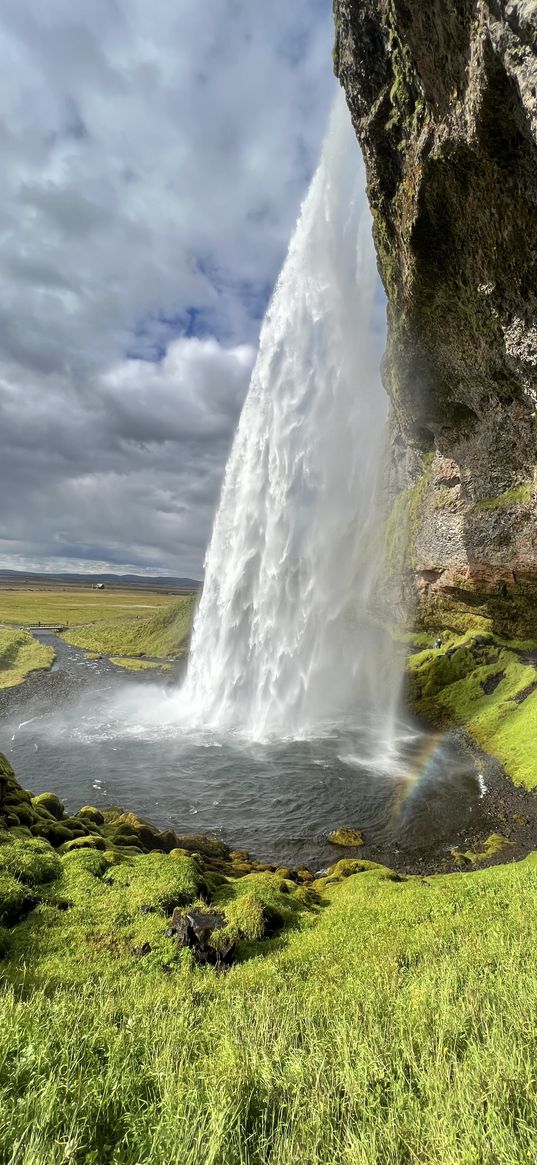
(334, 0), (537, 632)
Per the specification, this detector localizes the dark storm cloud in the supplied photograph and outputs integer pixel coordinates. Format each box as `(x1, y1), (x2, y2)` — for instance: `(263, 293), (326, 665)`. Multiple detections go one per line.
(0, 0), (336, 576)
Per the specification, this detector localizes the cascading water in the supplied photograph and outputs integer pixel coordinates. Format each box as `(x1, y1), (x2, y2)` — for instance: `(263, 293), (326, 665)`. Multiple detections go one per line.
(182, 92), (402, 742)
(4, 93), (486, 867)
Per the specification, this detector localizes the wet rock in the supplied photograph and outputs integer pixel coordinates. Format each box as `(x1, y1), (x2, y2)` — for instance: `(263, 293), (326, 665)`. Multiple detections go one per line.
(327, 828), (365, 848)
(159, 829), (179, 853)
(166, 906), (235, 966)
(481, 672), (505, 695)
(132, 942), (152, 958)
(334, 0), (537, 635)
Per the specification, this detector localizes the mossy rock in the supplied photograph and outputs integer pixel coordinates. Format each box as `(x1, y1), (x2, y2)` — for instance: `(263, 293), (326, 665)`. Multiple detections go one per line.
(7, 803), (36, 828)
(30, 822), (75, 846)
(314, 859), (389, 891)
(108, 832), (144, 851)
(60, 848), (109, 877)
(228, 860), (255, 877)
(108, 812), (166, 852)
(6, 826), (33, 841)
(32, 792), (65, 821)
(451, 833), (514, 867)
(101, 805), (126, 823)
(4, 813), (20, 829)
(106, 851), (200, 912)
(61, 818), (92, 837)
(78, 806), (105, 826)
(327, 829), (365, 848)
(174, 834), (230, 861)
(159, 829), (179, 853)
(60, 835), (107, 853)
(0, 753), (15, 780)
(222, 891), (283, 942)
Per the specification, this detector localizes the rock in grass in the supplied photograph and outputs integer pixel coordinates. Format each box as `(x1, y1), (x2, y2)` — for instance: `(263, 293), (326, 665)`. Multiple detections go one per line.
(166, 906), (235, 966)
(32, 792), (65, 821)
(327, 828), (365, 848)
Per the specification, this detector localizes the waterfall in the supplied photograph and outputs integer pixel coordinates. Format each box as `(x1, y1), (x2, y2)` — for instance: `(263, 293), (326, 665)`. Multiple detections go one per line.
(182, 92), (401, 743)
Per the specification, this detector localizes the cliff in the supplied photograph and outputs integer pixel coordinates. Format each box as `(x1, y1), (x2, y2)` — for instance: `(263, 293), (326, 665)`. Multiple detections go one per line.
(334, 0), (537, 634)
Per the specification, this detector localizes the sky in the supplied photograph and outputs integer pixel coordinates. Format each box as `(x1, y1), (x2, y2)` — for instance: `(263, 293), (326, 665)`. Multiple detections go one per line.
(0, 0), (351, 579)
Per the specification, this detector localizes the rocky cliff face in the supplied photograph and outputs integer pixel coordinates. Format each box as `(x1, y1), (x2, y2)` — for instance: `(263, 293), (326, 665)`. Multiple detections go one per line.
(334, 0), (537, 633)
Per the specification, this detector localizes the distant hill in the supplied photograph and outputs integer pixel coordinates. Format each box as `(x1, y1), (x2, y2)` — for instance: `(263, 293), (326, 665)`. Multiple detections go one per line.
(0, 569), (201, 592)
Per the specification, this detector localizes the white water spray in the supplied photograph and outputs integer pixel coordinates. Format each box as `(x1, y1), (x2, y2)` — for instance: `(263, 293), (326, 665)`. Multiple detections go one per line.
(182, 93), (402, 742)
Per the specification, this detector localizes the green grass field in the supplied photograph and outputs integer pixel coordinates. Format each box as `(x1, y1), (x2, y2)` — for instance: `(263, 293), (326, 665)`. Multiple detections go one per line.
(0, 629), (54, 689)
(1, 811), (537, 1164)
(0, 587), (179, 628)
(0, 587), (197, 680)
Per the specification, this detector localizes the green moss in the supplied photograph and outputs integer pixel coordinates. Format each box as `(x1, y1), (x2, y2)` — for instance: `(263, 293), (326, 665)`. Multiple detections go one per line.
(408, 632), (537, 787)
(327, 828), (364, 848)
(32, 792), (65, 820)
(78, 806), (105, 826)
(60, 835), (107, 852)
(384, 454), (433, 572)
(106, 851), (201, 912)
(451, 834), (513, 867)
(474, 478), (535, 509)
(0, 836), (62, 886)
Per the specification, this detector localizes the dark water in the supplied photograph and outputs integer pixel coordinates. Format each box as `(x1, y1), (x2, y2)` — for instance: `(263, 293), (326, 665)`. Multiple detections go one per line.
(0, 633), (487, 869)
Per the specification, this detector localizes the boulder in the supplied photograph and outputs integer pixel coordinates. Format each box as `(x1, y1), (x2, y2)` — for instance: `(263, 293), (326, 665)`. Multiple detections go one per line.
(174, 834), (231, 861)
(32, 792), (65, 820)
(327, 829), (365, 848)
(78, 806), (105, 826)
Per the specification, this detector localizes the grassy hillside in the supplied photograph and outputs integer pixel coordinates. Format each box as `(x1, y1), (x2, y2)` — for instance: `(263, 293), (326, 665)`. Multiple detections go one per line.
(1, 754), (537, 1163)
(408, 629), (537, 788)
(0, 629), (54, 689)
(61, 596), (196, 660)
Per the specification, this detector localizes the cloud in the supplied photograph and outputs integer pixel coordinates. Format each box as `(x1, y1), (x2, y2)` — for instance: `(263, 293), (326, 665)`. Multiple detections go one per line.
(0, 1), (368, 577)
(0, 337), (255, 577)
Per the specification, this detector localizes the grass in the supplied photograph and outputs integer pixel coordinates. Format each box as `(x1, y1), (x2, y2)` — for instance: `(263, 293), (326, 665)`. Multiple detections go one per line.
(474, 476), (535, 509)
(2, 824), (537, 1163)
(108, 657), (174, 672)
(61, 598), (196, 660)
(0, 587), (180, 628)
(0, 629), (54, 689)
(408, 632), (537, 787)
